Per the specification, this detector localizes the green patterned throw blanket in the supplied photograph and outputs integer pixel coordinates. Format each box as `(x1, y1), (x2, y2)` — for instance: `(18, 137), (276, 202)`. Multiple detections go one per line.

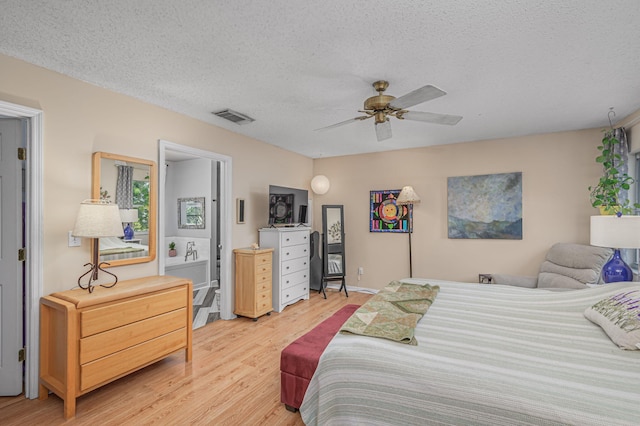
(340, 281), (439, 345)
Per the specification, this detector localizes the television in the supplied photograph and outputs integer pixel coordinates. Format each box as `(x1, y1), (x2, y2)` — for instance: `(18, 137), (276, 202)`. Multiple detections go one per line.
(268, 185), (309, 226)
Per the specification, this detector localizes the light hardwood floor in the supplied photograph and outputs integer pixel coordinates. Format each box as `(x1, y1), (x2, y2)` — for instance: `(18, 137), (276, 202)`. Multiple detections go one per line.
(0, 288), (371, 425)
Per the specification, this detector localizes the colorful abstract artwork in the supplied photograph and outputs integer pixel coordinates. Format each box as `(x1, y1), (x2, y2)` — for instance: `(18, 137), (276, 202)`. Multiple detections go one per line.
(447, 172), (522, 239)
(370, 189), (412, 233)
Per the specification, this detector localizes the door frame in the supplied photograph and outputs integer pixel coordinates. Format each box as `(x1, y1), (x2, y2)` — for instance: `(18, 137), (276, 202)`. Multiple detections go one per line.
(0, 100), (44, 399)
(158, 140), (235, 319)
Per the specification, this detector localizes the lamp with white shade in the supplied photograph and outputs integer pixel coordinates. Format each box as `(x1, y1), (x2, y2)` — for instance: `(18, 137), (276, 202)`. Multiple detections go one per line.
(590, 215), (640, 283)
(396, 186), (421, 278)
(72, 200), (124, 292)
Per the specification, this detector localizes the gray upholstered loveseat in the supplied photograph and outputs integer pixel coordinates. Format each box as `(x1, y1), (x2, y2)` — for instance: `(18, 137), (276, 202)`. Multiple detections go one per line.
(492, 243), (613, 289)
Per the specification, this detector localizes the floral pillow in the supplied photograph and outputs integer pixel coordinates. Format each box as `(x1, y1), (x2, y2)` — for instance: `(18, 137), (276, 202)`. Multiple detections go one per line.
(584, 290), (640, 350)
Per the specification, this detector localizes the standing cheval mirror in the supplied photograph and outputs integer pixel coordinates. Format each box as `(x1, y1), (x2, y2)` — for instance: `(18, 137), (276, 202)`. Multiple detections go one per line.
(321, 205), (348, 296)
(91, 152), (157, 268)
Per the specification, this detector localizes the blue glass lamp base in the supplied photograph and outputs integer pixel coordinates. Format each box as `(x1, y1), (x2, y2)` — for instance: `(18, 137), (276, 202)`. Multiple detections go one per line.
(602, 249), (633, 283)
(123, 223), (134, 240)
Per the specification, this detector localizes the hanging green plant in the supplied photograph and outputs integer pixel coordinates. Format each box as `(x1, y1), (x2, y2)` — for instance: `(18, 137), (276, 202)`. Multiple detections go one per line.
(588, 130), (640, 215)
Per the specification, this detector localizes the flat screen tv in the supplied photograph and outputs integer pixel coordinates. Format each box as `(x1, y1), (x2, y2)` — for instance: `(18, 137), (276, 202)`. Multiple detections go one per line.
(268, 185), (309, 226)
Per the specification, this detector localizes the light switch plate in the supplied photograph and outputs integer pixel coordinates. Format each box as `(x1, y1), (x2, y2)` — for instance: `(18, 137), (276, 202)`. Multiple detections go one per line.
(68, 231), (81, 247)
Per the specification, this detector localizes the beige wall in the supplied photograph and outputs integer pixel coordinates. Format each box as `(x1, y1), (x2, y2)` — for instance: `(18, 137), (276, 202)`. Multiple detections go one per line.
(313, 129), (605, 289)
(2, 52), (635, 295)
(0, 54), (313, 295)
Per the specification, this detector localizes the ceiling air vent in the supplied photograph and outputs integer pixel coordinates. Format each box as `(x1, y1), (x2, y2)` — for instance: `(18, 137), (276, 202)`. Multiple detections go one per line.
(212, 109), (255, 125)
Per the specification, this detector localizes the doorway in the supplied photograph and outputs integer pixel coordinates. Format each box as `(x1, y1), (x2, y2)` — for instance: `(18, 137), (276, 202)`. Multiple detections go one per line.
(0, 100), (43, 400)
(158, 140), (234, 322)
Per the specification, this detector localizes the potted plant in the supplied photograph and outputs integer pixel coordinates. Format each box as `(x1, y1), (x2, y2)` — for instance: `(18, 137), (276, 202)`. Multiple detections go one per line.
(168, 241), (177, 257)
(589, 130), (640, 215)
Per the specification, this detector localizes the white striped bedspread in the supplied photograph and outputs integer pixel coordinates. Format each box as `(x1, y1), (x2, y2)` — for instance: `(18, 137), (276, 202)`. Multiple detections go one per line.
(300, 279), (640, 426)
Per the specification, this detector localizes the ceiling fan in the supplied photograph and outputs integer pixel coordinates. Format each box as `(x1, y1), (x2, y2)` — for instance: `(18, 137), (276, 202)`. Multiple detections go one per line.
(317, 80), (462, 141)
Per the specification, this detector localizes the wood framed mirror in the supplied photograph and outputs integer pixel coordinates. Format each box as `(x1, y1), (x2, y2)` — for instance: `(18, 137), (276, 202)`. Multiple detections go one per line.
(91, 152), (157, 267)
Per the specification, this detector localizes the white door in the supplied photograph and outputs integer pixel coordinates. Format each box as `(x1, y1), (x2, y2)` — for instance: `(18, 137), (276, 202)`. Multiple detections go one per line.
(0, 118), (24, 395)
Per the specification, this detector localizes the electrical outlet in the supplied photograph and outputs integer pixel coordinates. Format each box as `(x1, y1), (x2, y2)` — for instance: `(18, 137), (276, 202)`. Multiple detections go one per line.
(68, 231), (82, 247)
(358, 267), (364, 275)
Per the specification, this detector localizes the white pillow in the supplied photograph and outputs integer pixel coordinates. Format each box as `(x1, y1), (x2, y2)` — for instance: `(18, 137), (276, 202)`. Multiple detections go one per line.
(584, 290), (640, 350)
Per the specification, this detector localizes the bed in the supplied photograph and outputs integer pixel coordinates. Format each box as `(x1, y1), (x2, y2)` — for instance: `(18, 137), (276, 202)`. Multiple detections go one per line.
(300, 279), (640, 426)
(99, 236), (149, 261)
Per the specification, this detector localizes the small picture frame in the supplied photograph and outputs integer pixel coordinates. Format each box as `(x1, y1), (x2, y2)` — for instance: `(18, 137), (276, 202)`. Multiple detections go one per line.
(236, 198), (245, 224)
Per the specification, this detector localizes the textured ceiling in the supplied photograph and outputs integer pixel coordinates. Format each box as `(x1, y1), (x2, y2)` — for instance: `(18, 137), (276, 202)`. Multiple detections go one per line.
(1, 1), (640, 158)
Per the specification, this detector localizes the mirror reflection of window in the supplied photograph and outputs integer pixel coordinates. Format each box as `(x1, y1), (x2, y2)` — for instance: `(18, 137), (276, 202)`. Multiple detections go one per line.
(185, 201), (203, 226)
(132, 177), (150, 232)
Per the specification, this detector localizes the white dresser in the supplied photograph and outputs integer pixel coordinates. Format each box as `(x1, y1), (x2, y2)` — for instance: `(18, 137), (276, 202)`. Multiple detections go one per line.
(259, 227), (310, 312)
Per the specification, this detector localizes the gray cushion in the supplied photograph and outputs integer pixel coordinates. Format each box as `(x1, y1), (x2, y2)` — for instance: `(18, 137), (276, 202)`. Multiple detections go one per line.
(536, 243), (613, 289)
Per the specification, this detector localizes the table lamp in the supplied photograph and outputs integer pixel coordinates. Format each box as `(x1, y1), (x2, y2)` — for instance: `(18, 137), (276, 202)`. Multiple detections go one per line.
(72, 199), (124, 292)
(590, 215), (640, 283)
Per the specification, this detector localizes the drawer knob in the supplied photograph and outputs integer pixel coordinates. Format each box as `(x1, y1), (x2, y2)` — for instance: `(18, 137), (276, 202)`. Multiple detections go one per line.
(286, 266), (290, 270)
(286, 252), (290, 256)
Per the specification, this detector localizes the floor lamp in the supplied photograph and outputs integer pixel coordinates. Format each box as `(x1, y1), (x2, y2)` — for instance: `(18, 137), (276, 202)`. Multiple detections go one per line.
(396, 186), (421, 278)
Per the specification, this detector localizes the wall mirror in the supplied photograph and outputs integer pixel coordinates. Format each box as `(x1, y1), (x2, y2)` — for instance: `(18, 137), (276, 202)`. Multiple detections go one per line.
(92, 152), (157, 267)
(178, 197), (206, 229)
(322, 205), (347, 295)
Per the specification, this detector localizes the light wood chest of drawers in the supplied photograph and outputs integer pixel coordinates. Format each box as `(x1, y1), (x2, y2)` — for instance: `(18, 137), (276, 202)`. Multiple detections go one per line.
(39, 275), (193, 419)
(233, 247), (274, 319)
(259, 227), (310, 312)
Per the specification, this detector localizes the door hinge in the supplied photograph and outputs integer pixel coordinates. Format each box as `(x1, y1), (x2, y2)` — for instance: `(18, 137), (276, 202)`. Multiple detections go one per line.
(17, 147), (27, 161)
(18, 248), (26, 262)
(18, 347), (26, 362)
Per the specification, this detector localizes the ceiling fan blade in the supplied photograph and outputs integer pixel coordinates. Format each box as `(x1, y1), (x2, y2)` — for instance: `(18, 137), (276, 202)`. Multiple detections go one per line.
(401, 111), (463, 126)
(389, 85), (447, 109)
(315, 115), (370, 131)
(375, 120), (392, 141)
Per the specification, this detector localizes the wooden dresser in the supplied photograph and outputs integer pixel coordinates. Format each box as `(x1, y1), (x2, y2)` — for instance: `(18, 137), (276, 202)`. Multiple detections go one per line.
(39, 275), (193, 419)
(233, 247), (274, 319)
(259, 227), (310, 312)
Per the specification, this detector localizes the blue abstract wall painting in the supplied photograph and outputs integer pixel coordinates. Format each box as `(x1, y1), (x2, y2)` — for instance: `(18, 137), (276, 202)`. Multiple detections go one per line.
(447, 172), (522, 239)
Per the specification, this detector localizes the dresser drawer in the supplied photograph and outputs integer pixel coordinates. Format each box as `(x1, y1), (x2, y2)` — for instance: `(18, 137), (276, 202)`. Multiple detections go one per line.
(282, 256), (309, 275)
(256, 271), (271, 287)
(281, 283), (308, 305)
(79, 308), (186, 364)
(80, 329), (187, 392)
(81, 288), (187, 337)
(255, 289), (271, 312)
(281, 244), (308, 261)
(255, 277), (271, 293)
(281, 269), (308, 290)
(255, 252), (272, 267)
(254, 261), (272, 276)
(281, 231), (309, 247)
